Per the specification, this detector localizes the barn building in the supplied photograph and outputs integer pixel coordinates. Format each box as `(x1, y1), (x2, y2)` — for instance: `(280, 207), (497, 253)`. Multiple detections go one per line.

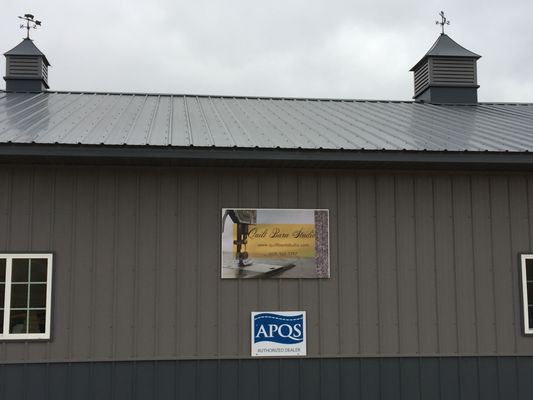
(1, 24), (533, 399)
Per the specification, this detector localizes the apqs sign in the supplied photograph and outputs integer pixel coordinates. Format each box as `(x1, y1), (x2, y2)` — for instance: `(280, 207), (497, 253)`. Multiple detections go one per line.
(251, 311), (307, 357)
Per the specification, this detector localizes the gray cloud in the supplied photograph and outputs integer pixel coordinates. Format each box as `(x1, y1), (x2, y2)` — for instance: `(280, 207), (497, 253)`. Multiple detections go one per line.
(1, 0), (532, 102)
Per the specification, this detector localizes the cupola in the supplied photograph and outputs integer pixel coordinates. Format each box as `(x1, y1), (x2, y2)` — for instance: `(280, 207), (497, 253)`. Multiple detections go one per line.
(4, 14), (50, 93)
(411, 13), (481, 104)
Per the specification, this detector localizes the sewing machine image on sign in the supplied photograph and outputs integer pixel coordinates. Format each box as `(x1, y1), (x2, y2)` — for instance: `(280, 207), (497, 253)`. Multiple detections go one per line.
(222, 209), (295, 278)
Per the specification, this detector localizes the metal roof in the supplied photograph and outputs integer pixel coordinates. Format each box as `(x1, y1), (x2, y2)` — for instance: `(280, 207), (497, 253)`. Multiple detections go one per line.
(0, 91), (532, 153)
(4, 39), (50, 66)
(410, 34), (480, 71)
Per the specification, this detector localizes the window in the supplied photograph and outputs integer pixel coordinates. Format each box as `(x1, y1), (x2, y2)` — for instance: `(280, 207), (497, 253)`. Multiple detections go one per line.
(521, 254), (533, 335)
(0, 254), (52, 340)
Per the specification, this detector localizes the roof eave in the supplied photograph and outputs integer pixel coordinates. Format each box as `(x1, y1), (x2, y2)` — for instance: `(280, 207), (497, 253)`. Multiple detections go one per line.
(1, 143), (533, 170)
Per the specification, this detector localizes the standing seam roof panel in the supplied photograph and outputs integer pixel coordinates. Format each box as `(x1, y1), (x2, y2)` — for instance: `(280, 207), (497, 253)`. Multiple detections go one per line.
(1, 92), (533, 152)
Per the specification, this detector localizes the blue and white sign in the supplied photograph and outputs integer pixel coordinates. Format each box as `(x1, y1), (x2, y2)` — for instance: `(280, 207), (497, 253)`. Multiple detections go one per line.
(251, 311), (307, 357)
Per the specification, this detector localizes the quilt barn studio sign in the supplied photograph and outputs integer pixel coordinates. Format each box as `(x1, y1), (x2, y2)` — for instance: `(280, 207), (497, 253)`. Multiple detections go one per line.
(221, 208), (329, 279)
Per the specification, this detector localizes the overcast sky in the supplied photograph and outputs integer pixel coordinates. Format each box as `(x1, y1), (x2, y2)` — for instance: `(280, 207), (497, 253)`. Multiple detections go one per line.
(2, 0), (532, 102)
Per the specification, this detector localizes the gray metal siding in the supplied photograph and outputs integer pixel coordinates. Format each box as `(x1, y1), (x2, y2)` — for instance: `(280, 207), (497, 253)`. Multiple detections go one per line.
(1, 166), (533, 362)
(2, 357), (533, 400)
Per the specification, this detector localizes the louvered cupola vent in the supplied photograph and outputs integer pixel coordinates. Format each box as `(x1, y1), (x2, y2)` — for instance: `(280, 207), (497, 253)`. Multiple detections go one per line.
(411, 34), (480, 104)
(4, 38), (50, 92)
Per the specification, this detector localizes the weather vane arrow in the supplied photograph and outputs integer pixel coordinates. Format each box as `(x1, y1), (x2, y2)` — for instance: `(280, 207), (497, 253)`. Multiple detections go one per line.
(18, 13), (42, 40)
(436, 11), (450, 34)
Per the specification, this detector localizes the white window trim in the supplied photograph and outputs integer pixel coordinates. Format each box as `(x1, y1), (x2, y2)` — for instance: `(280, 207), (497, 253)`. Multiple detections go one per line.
(521, 254), (533, 335)
(0, 253), (53, 340)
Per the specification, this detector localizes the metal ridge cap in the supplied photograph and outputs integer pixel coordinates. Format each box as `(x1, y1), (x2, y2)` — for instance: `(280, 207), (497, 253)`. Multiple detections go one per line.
(1, 90), (413, 103)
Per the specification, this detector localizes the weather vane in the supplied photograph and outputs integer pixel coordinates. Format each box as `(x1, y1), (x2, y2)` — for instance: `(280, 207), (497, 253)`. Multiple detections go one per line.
(435, 11), (450, 34)
(18, 13), (41, 40)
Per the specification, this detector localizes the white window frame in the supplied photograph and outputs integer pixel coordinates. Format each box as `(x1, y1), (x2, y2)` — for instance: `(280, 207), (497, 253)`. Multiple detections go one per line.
(0, 253), (53, 340)
(521, 254), (533, 335)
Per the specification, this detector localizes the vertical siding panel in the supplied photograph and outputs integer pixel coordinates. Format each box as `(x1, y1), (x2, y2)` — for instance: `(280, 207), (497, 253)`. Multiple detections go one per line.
(419, 358), (440, 399)
(433, 175), (458, 354)
(299, 173), (320, 356)
(400, 358), (421, 400)
(2, 364), (25, 399)
(5, 168), (32, 372)
(177, 172), (198, 357)
(452, 176), (477, 353)
(490, 176), (516, 353)
(414, 176), (438, 354)
(156, 172), (179, 357)
(257, 172), (280, 311)
(360, 358), (380, 400)
(238, 359), (259, 400)
(71, 170), (95, 360)
(0, 168), (10, 360)
(0, 168), (11, 251)
(508, 176), (532, 351)
(136, 171), (158, 359)
(498, 357), (518, 399)
(70, 363), (90, 400)
(439, 358), (460, 400)
(113, 172), (137, 359)
(376, 174), (399, 354)
(49, 170), (75, 361)
(8, 168), (31, 250)
(219, 173), (239, 356)
(318, 174), (340, 356)
(237, 173), (260, 357)
(48, 363), (69, 399)
(113, 362), (134, 399)
(280, 359), (300, 400)
(471, 175), (497, 353)
(517, 357), (533, 400)
(92, 171), (116, 360)
(197, 173), (219, 357)
(396, 175), (418, 354)
(380, 358), (400, 400)
(29, 168), (54, 250)
(300, 358), (320, 400)
(458, 357), (479, 400)
(478, 357), (499, 400)
(27, 168), (54, 361)
(337, 174), (359, 355)
(220, 359), (239, 399)
(321, 359), (341, 400)
(27, 364), (46, 399)
(259, 359), (280, 399)
(357, 173), (379, 354)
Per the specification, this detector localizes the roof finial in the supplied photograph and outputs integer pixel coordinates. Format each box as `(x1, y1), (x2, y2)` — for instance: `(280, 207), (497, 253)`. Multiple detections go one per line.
(435, 11), (450, 35)
(18, 13), (41, 40)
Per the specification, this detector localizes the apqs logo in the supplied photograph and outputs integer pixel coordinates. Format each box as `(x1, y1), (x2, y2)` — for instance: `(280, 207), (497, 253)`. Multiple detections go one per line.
(253, 313), (304, 344)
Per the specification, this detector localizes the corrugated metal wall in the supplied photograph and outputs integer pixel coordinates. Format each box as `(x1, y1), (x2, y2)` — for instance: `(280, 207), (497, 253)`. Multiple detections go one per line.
(0, 165), (532, 363)
(2, 357), (533, 400)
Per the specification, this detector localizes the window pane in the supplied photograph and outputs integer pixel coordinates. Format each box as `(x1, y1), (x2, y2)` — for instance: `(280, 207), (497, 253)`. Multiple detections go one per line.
(0, 283), (4, 308)
(0, 259), (5, 282)
(30, 259), (48, 282)
(10, 283), (29, 308)
(28, 310), (46, 333)
(0, 309), (3, 333)
(528, 283), (533, 305)
(29, 284), (47, 308)
(12, 259), (29, 282)
(9, 310), (27, 333)
(527, 259), (533, 281)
